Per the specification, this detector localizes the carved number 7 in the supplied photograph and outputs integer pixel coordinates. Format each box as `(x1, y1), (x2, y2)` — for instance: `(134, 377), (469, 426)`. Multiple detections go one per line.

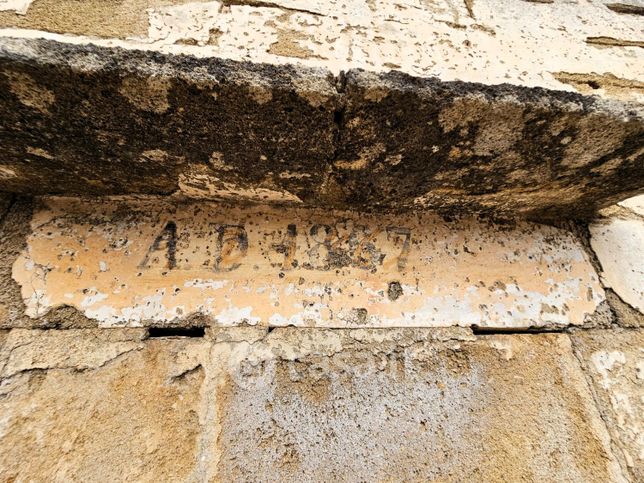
(386, 226), (411, 271)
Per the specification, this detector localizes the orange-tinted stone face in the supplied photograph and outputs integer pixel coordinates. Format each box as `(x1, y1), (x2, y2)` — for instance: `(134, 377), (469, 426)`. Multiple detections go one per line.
(13, 197), (603, 328)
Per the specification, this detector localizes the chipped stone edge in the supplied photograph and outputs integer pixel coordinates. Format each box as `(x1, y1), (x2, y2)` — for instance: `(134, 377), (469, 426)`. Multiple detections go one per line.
(583, 200), (644, 323)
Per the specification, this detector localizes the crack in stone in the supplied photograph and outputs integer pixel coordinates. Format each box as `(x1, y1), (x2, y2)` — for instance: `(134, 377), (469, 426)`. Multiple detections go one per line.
(221, 0), (324, 17)
(605, 3), (644, 16)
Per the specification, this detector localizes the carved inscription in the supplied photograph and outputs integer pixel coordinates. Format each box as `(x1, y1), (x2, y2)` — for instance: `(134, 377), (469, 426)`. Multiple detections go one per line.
(141, 219), (411, 274)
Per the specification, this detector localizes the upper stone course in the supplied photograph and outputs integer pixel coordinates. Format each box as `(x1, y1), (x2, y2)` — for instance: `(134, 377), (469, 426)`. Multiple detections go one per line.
(0, 0), (641, 218)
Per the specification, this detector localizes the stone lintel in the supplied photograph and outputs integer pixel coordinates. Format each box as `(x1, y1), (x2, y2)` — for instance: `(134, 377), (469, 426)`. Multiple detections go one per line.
(7, 197), (604, 329)
(0, 37), (642, 220)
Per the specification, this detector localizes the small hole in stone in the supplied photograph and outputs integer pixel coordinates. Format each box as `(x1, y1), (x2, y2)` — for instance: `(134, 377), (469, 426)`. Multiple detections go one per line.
(587, 80), (601, 89)
(387, 281), (403, 301)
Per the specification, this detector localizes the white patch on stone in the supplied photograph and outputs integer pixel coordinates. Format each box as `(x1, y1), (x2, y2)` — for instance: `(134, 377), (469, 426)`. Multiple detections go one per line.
(0, 0), (32, 15)
(591, 350), (627, 389)
(590, 217), (644, 313)
(215, 306), (260, 326)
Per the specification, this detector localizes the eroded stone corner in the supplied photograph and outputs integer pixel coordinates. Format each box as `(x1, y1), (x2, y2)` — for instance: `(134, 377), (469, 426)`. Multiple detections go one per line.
(588, 195), (644, 326)
(0, 197), (100, 329)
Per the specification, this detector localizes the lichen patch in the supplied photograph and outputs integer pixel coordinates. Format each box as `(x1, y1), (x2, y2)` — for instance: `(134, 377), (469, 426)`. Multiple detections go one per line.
(5, 71), (54, 113)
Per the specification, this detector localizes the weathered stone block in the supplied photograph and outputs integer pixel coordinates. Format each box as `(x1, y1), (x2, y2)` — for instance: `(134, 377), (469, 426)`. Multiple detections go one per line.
(9, 198), (604, 328)
(0, 37), (641, 218)
(0, 328), (207, 482)
(570, 329), (644, 482)
(211, 328), (626, 481)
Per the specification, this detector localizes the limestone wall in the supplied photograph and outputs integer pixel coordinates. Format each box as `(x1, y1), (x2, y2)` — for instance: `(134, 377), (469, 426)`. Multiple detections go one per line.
(0, 1), (642, 481)
(0, 0), (642, 100)
(0, 194), (642, 481)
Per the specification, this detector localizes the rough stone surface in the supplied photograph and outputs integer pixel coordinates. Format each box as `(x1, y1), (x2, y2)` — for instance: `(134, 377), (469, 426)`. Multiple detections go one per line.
(0, 2), (642, 479)
(571, 328), (644, 482)
(590, 206), (644, 314)
(0, 192), (11, 217)
(9, 197), (604, 328)
(0, 328), (207, 482)
(0, 37), (642, 219)
(0, 0), (642, 101)
(1, 326), (631, 482)
(210, 328), (626, 482)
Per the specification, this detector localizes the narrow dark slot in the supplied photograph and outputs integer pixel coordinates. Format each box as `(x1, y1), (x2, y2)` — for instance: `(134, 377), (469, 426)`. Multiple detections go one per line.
(472, 326), (566, 335)
(147, 326), (205, 338)
(606, 3), (644, 16)
(333, 108), (344, 125)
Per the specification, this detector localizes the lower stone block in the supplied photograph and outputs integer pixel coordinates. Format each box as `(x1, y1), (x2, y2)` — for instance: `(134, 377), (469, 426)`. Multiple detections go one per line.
(212, 329), (625, 482)
(0, 329), (207, 482)
(0, 327), (634, 481)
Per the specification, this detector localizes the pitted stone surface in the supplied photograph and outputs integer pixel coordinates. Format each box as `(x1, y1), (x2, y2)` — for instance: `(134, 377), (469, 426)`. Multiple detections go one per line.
(0, 37), (642, 218)
(0, 326), (631, 481)
(0, 1), (642, 101)
(10, 198), (604, 328)
(0, 328), (207, 482)
(210, 328), (626, 482)
(571, 329), (644, 482)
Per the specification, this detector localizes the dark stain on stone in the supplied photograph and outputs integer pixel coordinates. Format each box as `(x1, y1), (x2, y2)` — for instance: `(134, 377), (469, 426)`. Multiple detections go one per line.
(387, 281), (403, 301)
(606, 3), (644, 16)
(0, 38), (642, 221)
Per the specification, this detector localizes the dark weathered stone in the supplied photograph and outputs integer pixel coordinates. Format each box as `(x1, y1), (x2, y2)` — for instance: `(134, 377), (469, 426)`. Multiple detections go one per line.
(0, 37), (642, 220)
(336, 70), (644, 219)
(0, 37), (339, 202)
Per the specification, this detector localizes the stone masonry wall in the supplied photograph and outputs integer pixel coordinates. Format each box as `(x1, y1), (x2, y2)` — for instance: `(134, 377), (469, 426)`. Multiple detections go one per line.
(0, 194), (642, 481)
(0, 1), (642, 481)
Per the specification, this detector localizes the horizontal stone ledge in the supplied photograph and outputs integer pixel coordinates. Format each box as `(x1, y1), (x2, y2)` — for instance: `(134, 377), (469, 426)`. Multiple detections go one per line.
(7, 197), (604, 329)
(0, 37), (643, 220)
